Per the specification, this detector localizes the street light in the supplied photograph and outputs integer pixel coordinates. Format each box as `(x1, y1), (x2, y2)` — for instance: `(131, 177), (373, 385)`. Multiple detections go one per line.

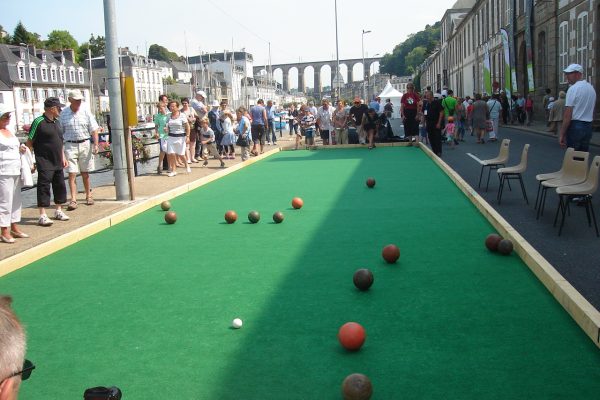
(361, 30), (371, 101)
(20, 43), (35, 121)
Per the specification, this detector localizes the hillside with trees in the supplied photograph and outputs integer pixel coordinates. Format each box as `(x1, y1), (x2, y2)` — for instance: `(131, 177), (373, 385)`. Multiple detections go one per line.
(379, 22), (441, 77)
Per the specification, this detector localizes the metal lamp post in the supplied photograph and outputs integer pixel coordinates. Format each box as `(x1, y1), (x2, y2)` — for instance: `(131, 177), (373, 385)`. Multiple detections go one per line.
(20, 43), (35, 121)
(361, 30), (371, 101)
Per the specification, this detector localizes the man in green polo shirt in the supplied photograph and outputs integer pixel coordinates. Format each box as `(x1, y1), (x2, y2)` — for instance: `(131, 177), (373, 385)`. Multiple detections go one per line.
(441, 89), (457, 122)
(26, 97), (70, 226)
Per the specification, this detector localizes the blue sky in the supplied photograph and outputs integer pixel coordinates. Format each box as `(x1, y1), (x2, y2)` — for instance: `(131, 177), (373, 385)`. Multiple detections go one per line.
(3, 0), (456, 85)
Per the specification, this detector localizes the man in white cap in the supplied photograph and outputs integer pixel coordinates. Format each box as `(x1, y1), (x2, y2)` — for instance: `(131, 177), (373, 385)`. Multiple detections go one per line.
(58, 89), (101, 210)
(559, 64), (596, 151)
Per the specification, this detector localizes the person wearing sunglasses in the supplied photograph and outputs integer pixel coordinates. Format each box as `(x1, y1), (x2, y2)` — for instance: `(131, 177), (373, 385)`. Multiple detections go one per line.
(0, 295), (34, 399)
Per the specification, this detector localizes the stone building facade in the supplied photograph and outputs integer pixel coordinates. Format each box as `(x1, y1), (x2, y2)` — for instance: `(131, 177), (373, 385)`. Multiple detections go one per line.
(420, 0), (598, 124)
(0, 44), (90, 132)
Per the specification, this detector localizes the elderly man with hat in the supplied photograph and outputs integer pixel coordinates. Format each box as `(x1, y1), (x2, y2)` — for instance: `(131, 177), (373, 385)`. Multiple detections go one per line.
(559, 64), (597, 151)
(58, 89), (100, 210)
(26, 97), (70, 226)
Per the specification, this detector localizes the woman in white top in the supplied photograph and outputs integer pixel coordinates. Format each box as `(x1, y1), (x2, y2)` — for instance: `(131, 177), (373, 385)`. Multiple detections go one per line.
(220, 110), (236, 159)
(0, 106), (29, 243)
(166, 100), (190, 177)
(486, 94), (503, 142)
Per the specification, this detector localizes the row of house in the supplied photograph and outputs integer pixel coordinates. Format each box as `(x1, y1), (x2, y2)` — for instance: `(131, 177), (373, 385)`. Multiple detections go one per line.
(0, 43), (308, 132)
(419, 0), (599, 124)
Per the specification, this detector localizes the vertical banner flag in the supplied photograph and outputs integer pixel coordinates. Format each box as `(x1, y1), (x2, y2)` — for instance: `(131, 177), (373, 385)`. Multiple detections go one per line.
(483, 43), (492, 94)
(508, 0), (518, 93)
(524, 0), (535, 92)
(500, 28), (512, 97)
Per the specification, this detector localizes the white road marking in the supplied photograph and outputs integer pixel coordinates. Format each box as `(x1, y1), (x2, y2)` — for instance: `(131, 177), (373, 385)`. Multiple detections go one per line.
(467, 152), (484, 164)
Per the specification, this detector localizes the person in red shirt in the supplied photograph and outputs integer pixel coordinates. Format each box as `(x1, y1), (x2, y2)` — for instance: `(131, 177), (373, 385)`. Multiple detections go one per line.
(525, 94), (534, 126)
(400, 83), (421, 144)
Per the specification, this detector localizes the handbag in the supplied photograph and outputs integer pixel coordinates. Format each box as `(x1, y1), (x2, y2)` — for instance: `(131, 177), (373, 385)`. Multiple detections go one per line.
(236, 134), (249, 147)
(83, 386), (122, 400)
(485, 119), (494, 132)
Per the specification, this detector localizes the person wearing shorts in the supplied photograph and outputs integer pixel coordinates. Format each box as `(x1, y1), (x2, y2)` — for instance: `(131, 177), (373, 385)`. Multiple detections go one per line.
(198, 118), (225, 168)
(59, 89), (100, 210)
(300, 106), (316, 149)
(250, 99), (268, 155)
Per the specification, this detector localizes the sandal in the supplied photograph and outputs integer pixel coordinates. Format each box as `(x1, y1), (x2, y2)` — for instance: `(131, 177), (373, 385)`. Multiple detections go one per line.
(86, 197), (95, 206)
(10, 231), (30, 238)
(67, 200), (78, 211)
(0, 235), (15, 244)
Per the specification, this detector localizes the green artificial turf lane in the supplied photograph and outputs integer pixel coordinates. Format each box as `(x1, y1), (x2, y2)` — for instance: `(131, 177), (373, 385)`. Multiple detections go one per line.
(2, 147), (600, 399)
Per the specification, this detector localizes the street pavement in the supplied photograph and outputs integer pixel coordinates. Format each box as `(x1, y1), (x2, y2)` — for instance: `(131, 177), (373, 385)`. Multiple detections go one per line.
(389, 118), (600, 310)
(10, 121), (600, 311)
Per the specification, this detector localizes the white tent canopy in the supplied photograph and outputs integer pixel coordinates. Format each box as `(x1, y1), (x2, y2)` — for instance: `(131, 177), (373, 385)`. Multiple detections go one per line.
(378, 81), (403, 119)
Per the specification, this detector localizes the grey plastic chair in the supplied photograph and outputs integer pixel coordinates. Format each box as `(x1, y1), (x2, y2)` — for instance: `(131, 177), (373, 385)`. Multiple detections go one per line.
(554, 155), (600, 237)
(537, 150), (589, 219)
(497, 144), (529, 204)
(534, 147), (574, 210)
(478, 139), (510, 191)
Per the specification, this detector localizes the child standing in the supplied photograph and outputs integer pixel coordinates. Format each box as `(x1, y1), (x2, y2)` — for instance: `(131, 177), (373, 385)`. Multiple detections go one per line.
(300, 106), (316, 149)
(220, 110), (236, 159)
(198, 118), (226, 168)
(443, 116), (457, 149)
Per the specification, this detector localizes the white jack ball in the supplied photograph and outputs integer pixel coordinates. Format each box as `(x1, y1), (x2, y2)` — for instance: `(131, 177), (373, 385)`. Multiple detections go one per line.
(232, 318), (243, 329)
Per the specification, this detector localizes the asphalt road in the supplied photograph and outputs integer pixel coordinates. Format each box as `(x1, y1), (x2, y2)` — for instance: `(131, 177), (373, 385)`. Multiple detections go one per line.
(390, 119), (600, 310)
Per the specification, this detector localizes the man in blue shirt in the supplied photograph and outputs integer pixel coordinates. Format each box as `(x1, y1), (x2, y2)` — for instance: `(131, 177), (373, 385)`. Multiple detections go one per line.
(369, 97), (381, 113)
(265, 100), (277, 145)
(250, 99), (268, 155)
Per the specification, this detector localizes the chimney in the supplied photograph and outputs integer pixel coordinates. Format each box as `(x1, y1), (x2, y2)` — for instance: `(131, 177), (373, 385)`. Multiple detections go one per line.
(63, 49), (75, 62)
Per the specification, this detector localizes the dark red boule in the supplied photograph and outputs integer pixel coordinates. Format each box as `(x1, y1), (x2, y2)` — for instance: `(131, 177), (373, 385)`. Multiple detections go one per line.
(224, 210), (238, 224)
(485, 233), (502, 252)
(273, 211), (284, 223)
(381, 244), (400, 264)
(353, 269), (374, 291)
(341, 373), (373, 400)
(248, 211), (260, 223)
(366, 178), (376, 188)
(497, 239), (514, 255)
(164, 211), (177, 224)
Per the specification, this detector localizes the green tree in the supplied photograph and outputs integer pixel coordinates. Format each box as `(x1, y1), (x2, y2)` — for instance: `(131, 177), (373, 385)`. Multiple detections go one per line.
(45, 30), (78, 51)
(404, 46), (428, 74)
(148, 44), (179, 62)
(78, 34), (105, 62)
(379, 22), (441, 77)
(10, 21), (43, 47)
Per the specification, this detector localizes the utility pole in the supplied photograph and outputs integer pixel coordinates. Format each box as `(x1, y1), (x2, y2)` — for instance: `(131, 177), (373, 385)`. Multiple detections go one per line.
(103, 0), (130, 200)
(334, 0), (341, 103)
